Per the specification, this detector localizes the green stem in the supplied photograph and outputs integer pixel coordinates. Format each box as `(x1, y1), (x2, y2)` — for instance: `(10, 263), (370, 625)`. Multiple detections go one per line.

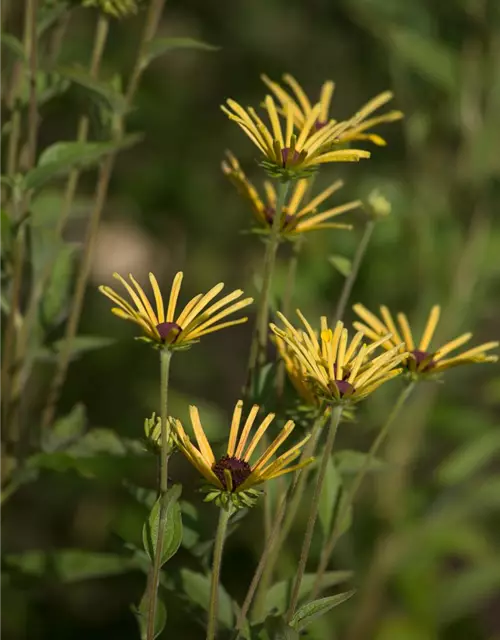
(285, 406), (342, 622)
(146, 348), (172, 640)
(207, 505), (233, 640)
(251, 413), (325, 620)
(333, 219), (375, 324)
(311, 382), (416, 599)
(246, 180), (291, 393)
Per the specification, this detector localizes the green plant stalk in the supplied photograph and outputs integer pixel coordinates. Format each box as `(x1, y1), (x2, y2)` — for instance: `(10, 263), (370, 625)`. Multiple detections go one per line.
(310, 381), (416, 599)
(251, 413), (325, 620)
(285, 405), (342, 623)
(235, 415), (324, 635)
(332, 218), (375, 324)
(246, 180), (291, 393)
(146, 348), (172, 640)
(40, 0), (166, 430)
(207, 505), (233, 640)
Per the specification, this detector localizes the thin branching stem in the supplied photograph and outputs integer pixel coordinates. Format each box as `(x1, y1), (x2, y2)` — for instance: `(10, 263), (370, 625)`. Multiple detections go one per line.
(207, 505), (233, 640)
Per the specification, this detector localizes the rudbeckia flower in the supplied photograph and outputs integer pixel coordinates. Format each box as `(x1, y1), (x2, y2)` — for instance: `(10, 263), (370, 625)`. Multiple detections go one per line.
(172, 401), (313, 509)
(221, 94), (370, 180)
(222, 151), (359, 238)
(261, 73), (403, 146)
(99, 272), (253, 350)
(353, 303), (499, 377)
(271, 311), (406, 405)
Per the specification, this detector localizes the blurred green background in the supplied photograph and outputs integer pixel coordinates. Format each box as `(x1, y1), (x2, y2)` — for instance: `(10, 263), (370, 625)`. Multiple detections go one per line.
(2, 0), (500, 638)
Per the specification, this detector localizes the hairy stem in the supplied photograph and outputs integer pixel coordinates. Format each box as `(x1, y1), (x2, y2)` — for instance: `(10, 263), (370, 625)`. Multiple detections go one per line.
(146, 348), (172, 640)
(207, 505), (233, 640)
(285, 405), (342, 622)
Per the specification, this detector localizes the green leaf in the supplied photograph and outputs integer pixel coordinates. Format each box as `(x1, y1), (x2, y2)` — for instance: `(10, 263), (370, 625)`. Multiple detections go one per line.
(263, 571), (353, 619)
(41, 404), (86, 453)
(56, 65), (128, 114)
(289, 591), (355, 631)
(334, 450), (386, 475)
(1, 33), (25, 60)
(388, 28), (459, 94)
(41, 244), (77, 327)
(142, 485), (183, 566)
(37, 3), (68, 37)
(144, 37), (218, 66)
(135, 592), (167, 640)
(437, 432), (500, 486)
(180, 568), (234, 629)
(24, 136), (142, 192)
(328, 255), (352, 277)
(255, 616), (299, 640)
(319, 455), (342, 538)
(5, 550), (140, 581)
(36, 336), (116, 362)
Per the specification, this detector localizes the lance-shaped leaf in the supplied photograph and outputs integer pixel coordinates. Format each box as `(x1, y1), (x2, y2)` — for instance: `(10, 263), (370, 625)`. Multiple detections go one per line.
(41, 243), (78, 328)
(1, 33), (25, 61)
(289, 591), (355, 631)
(56, 65), (128, 114)
(135, 592), (167, 640)
(143, 484), (183, 567)
(144, 37), (218, 67)
(179, 568), (234, 629)
(24, 135), (142, 192)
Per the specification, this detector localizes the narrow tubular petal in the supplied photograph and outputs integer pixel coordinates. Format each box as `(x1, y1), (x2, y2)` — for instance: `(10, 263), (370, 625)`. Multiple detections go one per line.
(295, 104), (322, 150)
(397, 313), (415, 350)
(167, 272), (183, 322)
(111, 308), (155, 335)
(352, 91), (394, 123)
(380, 306), (403, 344)
(297, 179), (343, 216)
(174, 421), (221, 486)
(353, 304), (389, 335)
(433, 333), (472, 361)
(113, 273), (147, 316)
(353, 321), (393, 350)
(227, 400), (243, 456)
(356, 346), (402, 388)
(287, 179), (308, 215)
(251, 420), (295, 472)
(347, 344), (368, 384)
(336, 329), (348, 379)
(296, 223), (353, 233)
(247, 107), (276, 154)
(319, 80), (335, 122)
(297, 201), (361, 228)
(99, 285), (138, 316)
(180, 283), (225, 329)
(296, 309), (320, 350)
(300, 116), (337, 153)
(188, 317), (249, 340)
(442, 341), (498, 361)
(225, 100), (269, 148)
(261, 74), (299, 114)
(232, 120), (267, 154)
(348, 111), (404, 134)
(176, 293), (204, 327)
(308, 150), (371, 166)
(260, 432), (311, 477)
(129, 274), (158, 326)
(235, 404), (260, 458)
(356, 368), (402, 399)
(185, 297), (252, 338)
(241, 412), (276, 461)
(262, 457), (314, 481)
(149, 273), (165, 324)
(330, 321), (343, 369)
(285, 101), (294, 147)
(283, 74), (312, 114)
(344, 331), (364, 365)
(419, 305), (441, 351)
(189, 405), (215, 466)
(264, 181), (277, 208)
(265, 96), (284, 148)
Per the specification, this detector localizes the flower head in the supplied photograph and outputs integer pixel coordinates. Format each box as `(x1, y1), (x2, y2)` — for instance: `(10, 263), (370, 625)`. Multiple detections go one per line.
(353, 304), (498, 378)
(271, 311), (406, 405)
(221, 94), (370, 181)
(82, 0), (140, 18)
(99, 272), (253, 350)
(222, 151), (359, 238)
(173, 401), (313, 510)
(261, 73), (403, 147)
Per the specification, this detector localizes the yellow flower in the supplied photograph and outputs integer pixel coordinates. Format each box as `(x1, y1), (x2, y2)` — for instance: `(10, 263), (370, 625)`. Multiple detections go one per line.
(274, 334), (320, 409)
(271, 311), (406, 404)
(99, 272), (253, 350)
(221, 94), (370, 180)
(222, 151), (360, 238)
(173, 401), (313, 509)
(261, 73), (403, 146)
(353, 304), (499, 377)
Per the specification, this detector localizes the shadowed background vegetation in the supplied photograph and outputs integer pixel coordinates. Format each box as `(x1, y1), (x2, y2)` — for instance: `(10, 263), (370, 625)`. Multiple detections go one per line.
(2, 0), (500, 638)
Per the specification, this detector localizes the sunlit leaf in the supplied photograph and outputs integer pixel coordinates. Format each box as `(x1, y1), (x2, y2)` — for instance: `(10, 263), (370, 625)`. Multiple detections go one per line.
(144, 37), (218, 67)
(328, 254), (352, 277)
(289, 591), (355, 631)
(143, 485), (183, 566)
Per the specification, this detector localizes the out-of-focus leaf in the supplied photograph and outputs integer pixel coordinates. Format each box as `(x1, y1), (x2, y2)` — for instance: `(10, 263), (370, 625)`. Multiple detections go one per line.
(36, 336), (116, 362)
(41, 404), (86, 453)
(319, 455), (342, 537)
(1, 209), (12, 255)
(142, 485), (183, 566)
(180, 500), (201, 550)
(334, 449), (386, 475)
(328, 255), (352, 277)
(437, 432), (500, 486)
(1, 33), (25, 60)
(24, 136), (142, 192)
(56, 65), (128, 113)
(254, 616), (299, 640)
(41, 244), (77, 327)
(37, 3), (68, 37)
(387, 28), (459, 94)
(289, 591), (355, 631)
(144, 37), (218, 66)
(262, 571), (353, 619)
(180, 568), (233, 629)
(135, 592), (167, 640)
(5, 550), (140, 581)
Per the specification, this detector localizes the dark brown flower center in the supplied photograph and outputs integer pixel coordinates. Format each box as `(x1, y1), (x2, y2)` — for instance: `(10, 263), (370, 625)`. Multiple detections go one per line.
(333, 379), (355, 397)
(156, 321), (182, 343)
(314, 119), (327, 131)
(281, 147), (301, 166)
(264, 205), (293, 228)
(409, 349), (436, 371)
(212, 455), (252, 491)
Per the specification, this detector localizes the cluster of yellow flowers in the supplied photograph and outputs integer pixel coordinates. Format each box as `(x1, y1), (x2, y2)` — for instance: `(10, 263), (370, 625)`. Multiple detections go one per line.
(99, 74), (498, 507)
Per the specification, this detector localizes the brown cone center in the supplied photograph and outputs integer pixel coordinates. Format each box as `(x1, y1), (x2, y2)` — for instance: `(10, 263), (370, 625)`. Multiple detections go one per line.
(212, 455), (252, 491)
